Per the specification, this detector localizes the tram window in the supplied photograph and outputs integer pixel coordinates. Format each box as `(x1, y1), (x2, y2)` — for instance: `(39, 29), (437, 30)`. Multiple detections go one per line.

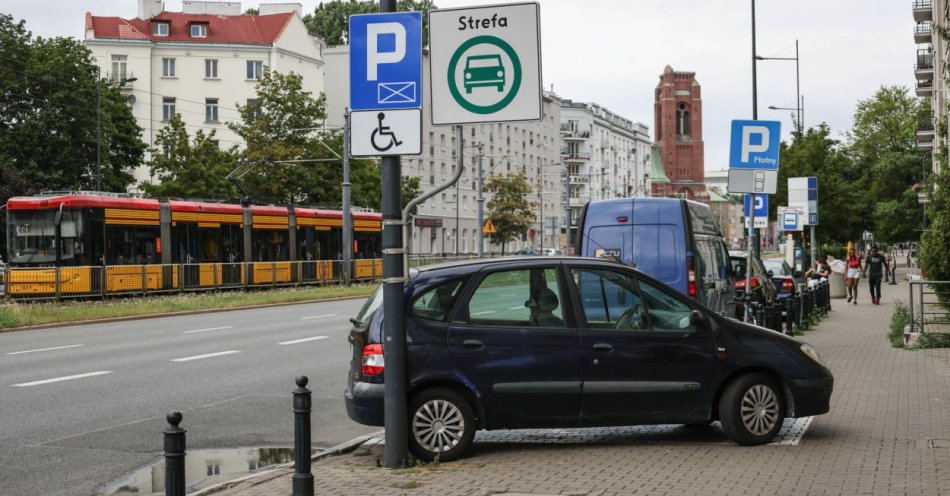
(199, 227), (219, 262)
(354, 231), (381, 259)
(252, 230), (289, 261)
(106, 225), (159, 264)
(172, 224), (199, 263)
(221, 224), (242, 263)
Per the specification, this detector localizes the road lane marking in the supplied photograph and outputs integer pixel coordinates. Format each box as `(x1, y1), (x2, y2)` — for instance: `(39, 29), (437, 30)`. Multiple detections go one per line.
(183, 326), (234, 334)
(6, 344), (83, 355)
(507, 306), (524, 310)
(300, 314), (337, 320)
(12, 371), (112, 387)
(170, 350), (241, 362)
(277, 336), (330, 345)
(471, 310), (496, 315)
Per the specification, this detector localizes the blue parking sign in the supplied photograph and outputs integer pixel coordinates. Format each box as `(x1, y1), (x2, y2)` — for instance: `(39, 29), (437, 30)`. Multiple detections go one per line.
(743, 193), (768, 218)
(729, 120), (781, 170)
(349, 12), (422, 110)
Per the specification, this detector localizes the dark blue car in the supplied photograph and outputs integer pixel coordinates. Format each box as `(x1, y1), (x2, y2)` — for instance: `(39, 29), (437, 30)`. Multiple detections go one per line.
(344, 257), (833, 461)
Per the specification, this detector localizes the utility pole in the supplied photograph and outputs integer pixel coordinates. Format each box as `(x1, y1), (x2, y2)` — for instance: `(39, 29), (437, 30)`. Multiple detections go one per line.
(379, 0), (408, 470)
(747, 0), (758, 323)
(456, 125), (462, 256)
(476, 144), (484, 258)
(342, 109), (353, 284)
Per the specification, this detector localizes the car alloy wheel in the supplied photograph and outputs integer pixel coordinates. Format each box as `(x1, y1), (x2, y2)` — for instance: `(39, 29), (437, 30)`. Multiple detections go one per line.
(408, 388), (476, 462)
(720, 373), (785, 445)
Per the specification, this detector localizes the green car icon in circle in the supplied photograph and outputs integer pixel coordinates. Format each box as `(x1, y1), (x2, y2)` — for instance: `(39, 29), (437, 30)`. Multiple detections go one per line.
(463, 54), (505, 93)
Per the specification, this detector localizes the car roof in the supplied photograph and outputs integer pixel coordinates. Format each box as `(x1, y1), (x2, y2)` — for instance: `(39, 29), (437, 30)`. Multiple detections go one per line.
(411, 255), (628, 279)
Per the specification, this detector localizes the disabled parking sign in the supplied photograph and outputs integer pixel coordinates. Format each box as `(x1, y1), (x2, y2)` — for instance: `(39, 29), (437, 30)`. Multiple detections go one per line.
(429, 2), (542, 125)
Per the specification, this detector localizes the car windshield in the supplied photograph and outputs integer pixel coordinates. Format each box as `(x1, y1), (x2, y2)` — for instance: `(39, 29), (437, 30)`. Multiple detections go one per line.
(467, 55), (501, 69)
(762, 259), (789, 275)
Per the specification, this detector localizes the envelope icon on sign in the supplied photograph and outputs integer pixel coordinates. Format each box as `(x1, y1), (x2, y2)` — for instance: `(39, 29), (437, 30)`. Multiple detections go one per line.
(378, 81), (416, 104)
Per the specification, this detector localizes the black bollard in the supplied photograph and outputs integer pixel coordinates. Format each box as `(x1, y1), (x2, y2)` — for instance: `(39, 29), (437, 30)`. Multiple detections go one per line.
(293, 376), (314, 496)
(785, 295), (795, 335)
(763, 301), (774, 330)
(164, 411), (186, 496)
(772, 303), (784, 333)
(793, 294), (803, 329)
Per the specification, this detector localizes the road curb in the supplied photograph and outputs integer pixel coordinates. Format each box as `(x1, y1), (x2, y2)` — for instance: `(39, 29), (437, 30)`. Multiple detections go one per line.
(190, 431), (383, 496)
(0, 293), (373, 334)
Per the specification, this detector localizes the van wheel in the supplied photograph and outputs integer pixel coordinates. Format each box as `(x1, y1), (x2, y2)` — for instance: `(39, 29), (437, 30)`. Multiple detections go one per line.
(720, 373), (784, 445)
(408, 388), (476, 462)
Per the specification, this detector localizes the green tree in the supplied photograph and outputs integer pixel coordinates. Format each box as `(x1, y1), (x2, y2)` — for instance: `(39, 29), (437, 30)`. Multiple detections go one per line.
(140, 115), (240, 199)
(0, 14), (144, 196)
(921, 170), (950, 287)
(847, 85), (921, 169)
(485, 172), (535, 254)
(774, 124), (868, 244)
(304, 0), (436, 46)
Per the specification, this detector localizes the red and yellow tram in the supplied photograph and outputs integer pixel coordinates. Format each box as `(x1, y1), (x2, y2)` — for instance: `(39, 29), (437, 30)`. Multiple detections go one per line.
(4, 193), (382, 297)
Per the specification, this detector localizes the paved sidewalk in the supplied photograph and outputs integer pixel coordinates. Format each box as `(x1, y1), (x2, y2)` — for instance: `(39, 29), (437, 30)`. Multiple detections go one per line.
(204, 266), (950, 496)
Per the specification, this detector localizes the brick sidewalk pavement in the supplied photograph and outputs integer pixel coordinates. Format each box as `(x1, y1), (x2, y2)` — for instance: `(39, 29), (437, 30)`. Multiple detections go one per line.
(204, 267), (950, 496)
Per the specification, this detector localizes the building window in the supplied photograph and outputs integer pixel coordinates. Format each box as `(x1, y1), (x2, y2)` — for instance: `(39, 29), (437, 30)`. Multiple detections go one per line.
(676, 102), (691, 139)
(205, 98), (219, 123)
(110, 55), (128, 83)
(152, 22), (169, 36)
(190, 23), (208, 38)
(246, 98), (262, 119)
(162, 97), (176, 121)
(205, 59), (218, 78)
(162, 58), (175, 77)
(247, 60), (263, 80)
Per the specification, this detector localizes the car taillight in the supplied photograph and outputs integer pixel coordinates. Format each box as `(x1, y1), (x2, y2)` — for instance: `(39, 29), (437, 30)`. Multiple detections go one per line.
(782, 279), (794, 291)
(750, 277), (759, 289)
(361, 344), (384, 376)
(687, 257), (697, 297)
(735, 279), (746, 289)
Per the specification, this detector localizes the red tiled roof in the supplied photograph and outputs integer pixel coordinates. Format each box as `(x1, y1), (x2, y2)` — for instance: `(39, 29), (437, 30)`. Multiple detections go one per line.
(87, 11), (295, 45)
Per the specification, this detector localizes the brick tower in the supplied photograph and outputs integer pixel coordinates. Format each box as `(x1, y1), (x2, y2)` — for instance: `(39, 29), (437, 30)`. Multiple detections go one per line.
(651, 65), (708, 200)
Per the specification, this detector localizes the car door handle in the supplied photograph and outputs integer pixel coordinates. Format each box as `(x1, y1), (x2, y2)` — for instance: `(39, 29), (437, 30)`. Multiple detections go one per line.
(592, 343), (613, 352)
(462, 339), (484, 349)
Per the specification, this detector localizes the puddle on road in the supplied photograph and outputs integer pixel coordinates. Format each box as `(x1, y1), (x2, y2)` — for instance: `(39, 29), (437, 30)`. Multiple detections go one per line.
(105, 447), (313, 495)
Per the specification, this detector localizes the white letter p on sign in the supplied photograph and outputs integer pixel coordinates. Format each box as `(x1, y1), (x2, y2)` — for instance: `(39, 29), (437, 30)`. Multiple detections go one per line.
(741, 126), (770, 162)
(366, 22), (406, 81)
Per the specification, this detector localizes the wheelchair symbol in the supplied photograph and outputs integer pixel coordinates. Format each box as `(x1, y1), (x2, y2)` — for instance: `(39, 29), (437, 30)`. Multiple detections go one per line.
(371, 112), (402, 152)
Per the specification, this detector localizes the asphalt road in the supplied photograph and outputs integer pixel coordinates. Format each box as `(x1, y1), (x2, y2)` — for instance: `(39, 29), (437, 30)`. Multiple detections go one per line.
(0, 298), (380, 496)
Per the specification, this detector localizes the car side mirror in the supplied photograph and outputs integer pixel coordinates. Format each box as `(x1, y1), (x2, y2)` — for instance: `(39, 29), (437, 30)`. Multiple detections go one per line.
(690, 309), (706, 326)
(767, 270), (774, 277)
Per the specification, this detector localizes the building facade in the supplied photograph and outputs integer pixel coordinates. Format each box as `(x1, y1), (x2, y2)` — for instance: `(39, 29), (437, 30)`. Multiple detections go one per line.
(324, 47), (563, 256)
(914, 0), (943, 175)
(651, 65), (708, 200)
(84, 0), (325, 185)
(561, 100), (652, 243)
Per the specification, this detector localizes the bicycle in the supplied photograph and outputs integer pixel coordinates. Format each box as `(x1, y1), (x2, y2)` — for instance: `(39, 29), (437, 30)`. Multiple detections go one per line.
(732, 293), (765, 326)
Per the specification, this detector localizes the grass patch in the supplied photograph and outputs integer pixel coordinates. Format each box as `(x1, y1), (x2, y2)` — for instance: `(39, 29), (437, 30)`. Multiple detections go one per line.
(888, 300), (909, 348)
(0, 284), (376, 330)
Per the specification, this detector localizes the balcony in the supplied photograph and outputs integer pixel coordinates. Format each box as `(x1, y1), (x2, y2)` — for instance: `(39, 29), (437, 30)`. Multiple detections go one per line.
(569, 175), (590, 185)
(569, 197), (589, 208)
(917, 113), (935, 141)
(562, 130), (590, 141)
(916, 49), (934, 80)
(917, 140), (934, 151)
(564, 153), (591, 162)
(916, 78), (933, 97)
(913, 0), (932, 22)
(915, 22), (932, 43)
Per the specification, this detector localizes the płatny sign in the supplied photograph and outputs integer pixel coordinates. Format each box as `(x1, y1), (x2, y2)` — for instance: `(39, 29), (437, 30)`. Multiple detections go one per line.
(429, 2), (542, 125)
(727, 119), (782, 195)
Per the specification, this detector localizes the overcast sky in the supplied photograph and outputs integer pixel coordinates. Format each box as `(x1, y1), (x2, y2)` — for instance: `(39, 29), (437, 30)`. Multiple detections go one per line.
(4, 0), (915, 173)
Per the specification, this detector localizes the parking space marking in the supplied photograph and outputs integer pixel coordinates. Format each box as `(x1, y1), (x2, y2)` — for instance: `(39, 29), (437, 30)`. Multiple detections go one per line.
(300, 314), (337, 320)
(6, 344), (83, 355)
(183, 326), (234, 334)
(12, 371), (112, 387)
(277, 336), (330, 346)
(170, 350), (240, 362)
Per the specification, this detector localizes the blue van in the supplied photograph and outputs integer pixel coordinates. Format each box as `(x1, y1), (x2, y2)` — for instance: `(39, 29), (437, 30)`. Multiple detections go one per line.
(576, 198), (736, 316)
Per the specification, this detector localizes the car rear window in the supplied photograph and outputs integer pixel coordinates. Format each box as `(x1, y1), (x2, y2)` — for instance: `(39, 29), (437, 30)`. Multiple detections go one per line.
(353, 285), (383, 326)
(410, 278), (466, 323)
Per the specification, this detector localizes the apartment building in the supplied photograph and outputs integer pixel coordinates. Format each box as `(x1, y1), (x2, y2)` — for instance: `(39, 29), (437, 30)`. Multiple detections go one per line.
(84, 0), (325, 185)
(914, 0), (943, 175)
(561, 99), (652, 241)
(323, 46), (563, 256)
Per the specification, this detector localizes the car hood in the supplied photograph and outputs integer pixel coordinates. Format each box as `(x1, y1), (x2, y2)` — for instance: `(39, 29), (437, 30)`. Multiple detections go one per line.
(714, 314), (804, 353)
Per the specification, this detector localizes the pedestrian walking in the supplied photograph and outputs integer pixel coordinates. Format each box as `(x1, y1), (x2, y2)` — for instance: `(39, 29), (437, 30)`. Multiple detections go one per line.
(863, 246), (888, 305)
(846, 247), (862, 304)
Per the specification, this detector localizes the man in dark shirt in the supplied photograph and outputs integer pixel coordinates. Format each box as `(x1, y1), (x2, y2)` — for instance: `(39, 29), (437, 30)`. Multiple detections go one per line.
(863, 246), (889, 305)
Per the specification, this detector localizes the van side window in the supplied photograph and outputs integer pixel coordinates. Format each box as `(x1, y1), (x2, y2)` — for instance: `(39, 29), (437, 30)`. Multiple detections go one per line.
(410, 278), (466, 323)
(572, 268), (647, 330)
(464, 268), (565, 328)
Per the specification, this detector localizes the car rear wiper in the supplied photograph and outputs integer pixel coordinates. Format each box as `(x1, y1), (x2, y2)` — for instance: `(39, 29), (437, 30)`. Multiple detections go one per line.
(349, 318), (362, 326)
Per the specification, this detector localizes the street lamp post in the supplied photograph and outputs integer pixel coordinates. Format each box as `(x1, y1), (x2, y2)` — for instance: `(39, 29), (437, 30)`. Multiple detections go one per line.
(96, 67), (136, 192)
(757, 39), (802, 135)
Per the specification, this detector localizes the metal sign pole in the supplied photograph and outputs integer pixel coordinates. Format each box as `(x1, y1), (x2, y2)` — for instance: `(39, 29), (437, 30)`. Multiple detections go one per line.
(746, 192), (755, 324)
(343, 109), (353, 284)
